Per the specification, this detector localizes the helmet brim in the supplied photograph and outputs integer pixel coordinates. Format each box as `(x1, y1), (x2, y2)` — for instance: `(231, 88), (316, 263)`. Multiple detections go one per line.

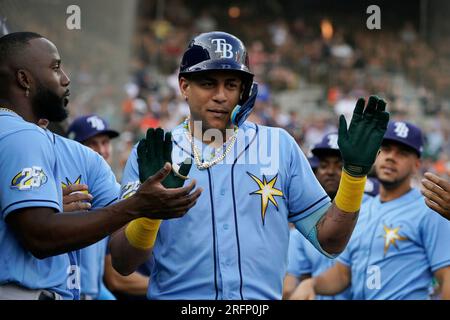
(179, 58), (253, 78)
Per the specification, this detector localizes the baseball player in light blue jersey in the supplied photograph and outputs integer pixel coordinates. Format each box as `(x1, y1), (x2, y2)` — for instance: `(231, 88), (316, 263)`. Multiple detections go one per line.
(66, 114), (150, 300)
(0, 32), (201, 299)
(285, 133), (352, 300)
(292, 121), (450, 300)
(0, 109), (72, 299)
(110, 31), (389, 300)
(285, 133), (379, 300)
(48, 128), (120, 300)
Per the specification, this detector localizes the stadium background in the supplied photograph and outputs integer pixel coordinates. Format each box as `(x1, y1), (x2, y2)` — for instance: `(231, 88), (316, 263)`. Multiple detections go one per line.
(0, 0), (449, 183)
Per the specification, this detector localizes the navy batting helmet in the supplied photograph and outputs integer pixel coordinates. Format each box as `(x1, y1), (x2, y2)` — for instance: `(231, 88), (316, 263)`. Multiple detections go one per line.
(179, 31), (257, 126)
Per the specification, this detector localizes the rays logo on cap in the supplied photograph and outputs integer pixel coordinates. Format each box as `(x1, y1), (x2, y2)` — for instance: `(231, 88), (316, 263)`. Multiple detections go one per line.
(327, 134), (339, 149)
(212, 39), (233, 58)
(394, 122), (409, 138)
(87, 115), (105, 131)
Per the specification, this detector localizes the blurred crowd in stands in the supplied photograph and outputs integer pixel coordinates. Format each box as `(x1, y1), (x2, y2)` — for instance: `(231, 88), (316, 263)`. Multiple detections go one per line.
(113, 1), (450, 181)
(13, 1), (450, 180)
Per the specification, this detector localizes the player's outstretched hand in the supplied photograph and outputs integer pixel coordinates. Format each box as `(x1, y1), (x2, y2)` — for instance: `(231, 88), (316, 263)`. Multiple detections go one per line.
(132, 163), (202, 219)
(421, 172), (450, 220)
(338, 96), (389, 176)
(135, 128), (200, 219)
(138, 128), (191, 188)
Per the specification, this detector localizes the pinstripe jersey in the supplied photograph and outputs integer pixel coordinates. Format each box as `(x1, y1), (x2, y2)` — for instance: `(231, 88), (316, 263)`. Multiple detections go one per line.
(121, 121), (330, 299)
(0, 110), (73, 299)
(338, 188), (450, 299)
(49, 132), (120, 299)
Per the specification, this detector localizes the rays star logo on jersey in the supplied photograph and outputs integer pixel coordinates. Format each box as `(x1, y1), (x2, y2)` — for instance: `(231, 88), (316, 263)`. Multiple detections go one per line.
(380, 224), (408, 256)
(11, 166), (48, 190)
(120, 181), (140, 200)
(247, 172), (283, 225)
(61, 175), (88, 194)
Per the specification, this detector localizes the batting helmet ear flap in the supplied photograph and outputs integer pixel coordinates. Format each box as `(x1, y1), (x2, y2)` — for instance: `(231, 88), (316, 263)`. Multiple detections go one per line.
(238, 74), (253, 105)
(231, 82), (258, 127)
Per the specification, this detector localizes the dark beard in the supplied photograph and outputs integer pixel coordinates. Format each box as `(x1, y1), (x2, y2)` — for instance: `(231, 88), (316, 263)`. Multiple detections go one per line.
(32, 84), (68, 122)
(377, 172), (410, 190)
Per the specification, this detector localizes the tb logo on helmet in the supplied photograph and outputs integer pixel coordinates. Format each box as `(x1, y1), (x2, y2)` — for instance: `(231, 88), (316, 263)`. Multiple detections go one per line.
(212, 38), (233, 58)
(394, 122), (409, 138)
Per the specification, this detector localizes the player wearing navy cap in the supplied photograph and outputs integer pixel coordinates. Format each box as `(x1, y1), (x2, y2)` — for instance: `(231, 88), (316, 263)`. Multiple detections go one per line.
(110, 31), (389, 300)
(0, 32), (200, 299)
(291, 121), (450, 300)
(65, 114), (149, 300)
(67, 115), (119, 163)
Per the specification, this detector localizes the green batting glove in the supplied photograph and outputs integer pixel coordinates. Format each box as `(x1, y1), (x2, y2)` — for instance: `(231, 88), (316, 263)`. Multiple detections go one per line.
(137, 128), (192, 188)
(338, 95), (389, 177)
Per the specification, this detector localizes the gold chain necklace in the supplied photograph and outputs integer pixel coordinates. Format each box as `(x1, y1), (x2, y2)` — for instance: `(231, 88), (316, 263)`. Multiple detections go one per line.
(0, 106), (16, 115)
(183, 118), (239, 170)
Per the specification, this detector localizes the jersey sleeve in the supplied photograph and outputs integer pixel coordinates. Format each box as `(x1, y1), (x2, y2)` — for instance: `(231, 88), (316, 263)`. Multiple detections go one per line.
(420, 209), (450, 272)
(287, 228), (312, 276)
(88, 151), (121, 208)
(284, 131), (330, 223)
(119, 144), (141, 200)
(0, 129), (61, 217)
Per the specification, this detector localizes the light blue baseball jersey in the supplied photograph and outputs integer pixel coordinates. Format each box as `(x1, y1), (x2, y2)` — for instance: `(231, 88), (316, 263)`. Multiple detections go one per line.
(286, 194), (373, 300)
(287, 228), (352, 300)
(121, 122), (331, 299)
(338, 188), (450, 300)
(50, 132), (120, 299)
(0, 110), (75, 299)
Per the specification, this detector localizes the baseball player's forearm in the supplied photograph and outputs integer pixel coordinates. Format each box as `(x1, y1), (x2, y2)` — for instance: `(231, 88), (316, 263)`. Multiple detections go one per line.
(5, 175), (198, 259)
(283, 274), (300, 299)
(104, 254), (149, 295)
(434, 266), (450, 300)
(315, 167), (367, 255)
(316, 201), (359, 255)
(109, 226), (152, 276)
(283, 273), (311, 299)
(313, 262), (351, 295)
(5, 203), (137, 259)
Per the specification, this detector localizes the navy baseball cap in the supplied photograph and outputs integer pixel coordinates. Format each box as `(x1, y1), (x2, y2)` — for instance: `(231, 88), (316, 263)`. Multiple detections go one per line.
(308, 156), (319, 170)
(67, 114), (119, 143)
(311, 132), (341, 158)
(382, 121), (423, 157)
